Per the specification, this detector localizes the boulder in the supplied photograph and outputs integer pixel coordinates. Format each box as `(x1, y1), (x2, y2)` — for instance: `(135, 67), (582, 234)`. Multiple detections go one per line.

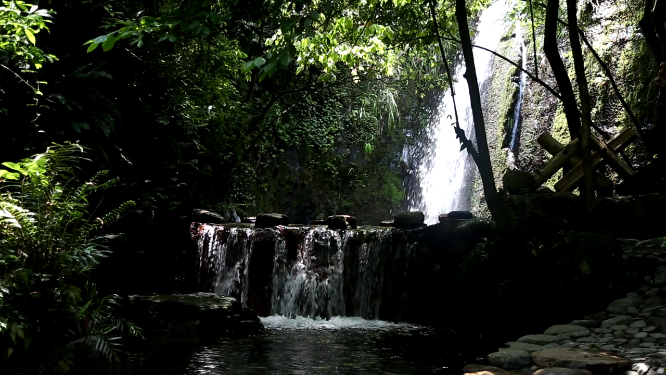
(533, 368), (593, 375)
(655, 266), (666, 285)
(463, 364), (519, 375)
(488, 350), (532, 370)
(503, 170), (536, 195)
(517, 334), (561, 345)
(607, 298), (640, 315)
(127, 293), (263, 336)
(568, 320), (598, 328)
(327, 215), (348, 229)
(393, 211), (425, 229)
(531, 348), (630, 375)
(325, 215), (357, 230)
(192, 209), (226, 224)
(600, 316), (633, 328)
(544, 325), (590, 335)
(504, 342), (546, 353)
(438, 213), (448, 222)
(448, 211), (474, 220)
(255, 213), (289, 228)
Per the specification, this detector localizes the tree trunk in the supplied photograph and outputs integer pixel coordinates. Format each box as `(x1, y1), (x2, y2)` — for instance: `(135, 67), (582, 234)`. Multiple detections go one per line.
(455, 0), (509, 232)
(639, 0), (664, 63)
(567, 0), (595, 218)
(544, 0), (581, 139)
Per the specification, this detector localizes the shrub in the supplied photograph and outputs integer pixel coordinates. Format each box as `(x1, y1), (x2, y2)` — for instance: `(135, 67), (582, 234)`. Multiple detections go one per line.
(0, 143), (141, 373)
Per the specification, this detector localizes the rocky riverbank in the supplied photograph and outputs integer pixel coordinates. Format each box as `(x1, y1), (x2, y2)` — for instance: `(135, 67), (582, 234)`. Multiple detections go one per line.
(468, 238), (666, 375)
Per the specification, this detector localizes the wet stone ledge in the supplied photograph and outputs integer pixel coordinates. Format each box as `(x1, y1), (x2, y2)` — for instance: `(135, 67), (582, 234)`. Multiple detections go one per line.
(126, 293), (264, 337)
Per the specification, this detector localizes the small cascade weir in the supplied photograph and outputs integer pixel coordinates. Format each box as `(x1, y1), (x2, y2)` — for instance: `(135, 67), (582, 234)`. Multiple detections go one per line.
(194, 224), (424, 321)
(412, 1), (513, 223)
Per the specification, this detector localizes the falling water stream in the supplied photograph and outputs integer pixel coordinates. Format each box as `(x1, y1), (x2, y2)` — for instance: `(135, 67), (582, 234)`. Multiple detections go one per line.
(117, 3), (517, 373)
(413, 0), (513, 224)
(509, 22), (527, 154)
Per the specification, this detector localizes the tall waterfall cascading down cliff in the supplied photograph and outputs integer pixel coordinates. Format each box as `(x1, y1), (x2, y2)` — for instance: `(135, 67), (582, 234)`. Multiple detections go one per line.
(412, 1), (512, 224)
(194, 224), (426, 320)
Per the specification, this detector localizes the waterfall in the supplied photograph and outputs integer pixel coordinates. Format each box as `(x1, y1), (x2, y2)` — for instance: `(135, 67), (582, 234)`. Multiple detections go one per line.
(509, 22), (527, 154)
(413, 1), (512, 224)
(194, 223), (419, 320)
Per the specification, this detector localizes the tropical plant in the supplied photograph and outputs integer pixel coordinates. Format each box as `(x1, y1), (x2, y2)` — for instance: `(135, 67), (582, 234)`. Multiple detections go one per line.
(0, 143), (141, 372)
(0, 0), (55, 70)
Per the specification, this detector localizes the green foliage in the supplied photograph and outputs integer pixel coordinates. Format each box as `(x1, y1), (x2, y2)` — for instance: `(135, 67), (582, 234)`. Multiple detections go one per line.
(0, 1), (56, 70)
(0, 143), (141, 371)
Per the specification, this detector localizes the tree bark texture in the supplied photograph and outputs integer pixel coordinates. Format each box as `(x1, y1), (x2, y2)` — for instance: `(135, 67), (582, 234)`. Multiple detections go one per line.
(455, 0), (509, 232)
(566, 0), (595, 217)
(543, 0), (581, 140)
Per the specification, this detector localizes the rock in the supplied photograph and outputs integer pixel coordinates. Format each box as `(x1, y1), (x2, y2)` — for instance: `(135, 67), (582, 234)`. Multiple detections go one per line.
(571, 331), (591, 338)
(438, 213), (448, 223)
(325, 215), (357, 229)
(650, 333), (666, 339)
(602, 316), (634, 328)
(635, 332), (649, 339)
(655, 266), (666, 285)
(393, 211), (425, 229)
(545, 325), (590, 335)
(599, 337), (613, 343)
(447, 211), (474, 220)
(570, 320), (599, 328)
(506, 342), (547, 353)
(379, 220), (394, 227)
(241, 216), (257, 224)
(556, 334), (572, 341)
(600, 345), (617, 351)
(631, 321), (648, 329)
(489, 350), (533, 370)
(609, 299), (641, 315)
(126, 293), (263, 336)
(255, 213), (289, 228)
(531, 348), (630, 375)
(576, 337), (597, 343)
(533, 368), (593, 375)
(518, 334), (561, 345)
(611, 325), (629, 331)
(463, 364), (518, 375)
(503, 170), (535, 195)
(595, 329), (613, 334)
(613, 339), (629, 344)
(629, 339), (642, 345)
(628, 293), (644, 304)
(192, 209), (226, 224)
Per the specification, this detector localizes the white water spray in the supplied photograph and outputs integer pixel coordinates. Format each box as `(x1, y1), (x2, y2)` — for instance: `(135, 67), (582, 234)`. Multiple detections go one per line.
(413, 1), (513, 224)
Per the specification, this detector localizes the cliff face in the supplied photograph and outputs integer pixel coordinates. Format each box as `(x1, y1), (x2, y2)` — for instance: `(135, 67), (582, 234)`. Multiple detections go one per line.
(471, 0), (659, 215)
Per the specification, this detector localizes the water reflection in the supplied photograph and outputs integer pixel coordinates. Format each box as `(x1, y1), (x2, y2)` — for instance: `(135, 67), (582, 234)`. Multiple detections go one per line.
(121, 316), (472, 374)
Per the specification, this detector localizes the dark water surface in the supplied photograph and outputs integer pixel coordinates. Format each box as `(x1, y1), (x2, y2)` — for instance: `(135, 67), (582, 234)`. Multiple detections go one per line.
(120, 316), (490, 375)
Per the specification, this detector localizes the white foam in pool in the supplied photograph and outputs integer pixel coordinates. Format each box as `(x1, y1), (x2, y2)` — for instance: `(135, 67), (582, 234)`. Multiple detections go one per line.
(261, 315), (420, 331)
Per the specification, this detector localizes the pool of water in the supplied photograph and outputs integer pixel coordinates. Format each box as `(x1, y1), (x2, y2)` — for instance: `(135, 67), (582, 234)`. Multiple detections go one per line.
(118, 316), (492, 374)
